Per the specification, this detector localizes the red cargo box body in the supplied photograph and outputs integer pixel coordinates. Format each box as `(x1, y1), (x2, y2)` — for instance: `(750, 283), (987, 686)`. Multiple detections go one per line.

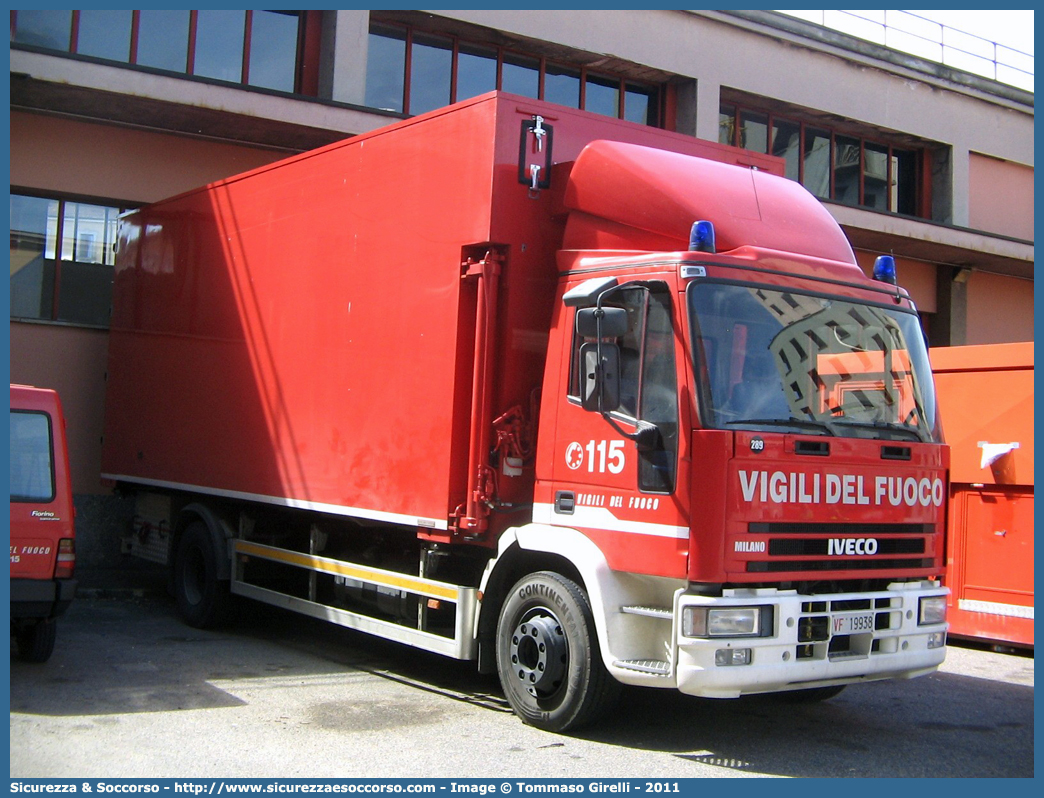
(102, 92), (780, 537)
(932, 342), (1033, 647)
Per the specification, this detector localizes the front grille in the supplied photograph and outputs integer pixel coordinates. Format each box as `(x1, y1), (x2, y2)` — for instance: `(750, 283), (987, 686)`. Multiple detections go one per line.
(747, 558), (934, 573)
(748, 522), (933, 536)
(768, 538), (925, 556)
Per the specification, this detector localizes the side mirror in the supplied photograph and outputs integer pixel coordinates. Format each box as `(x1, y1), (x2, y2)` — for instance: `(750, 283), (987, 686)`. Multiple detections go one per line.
(576, 307), (628, 339)
(579, 342), (621, 413)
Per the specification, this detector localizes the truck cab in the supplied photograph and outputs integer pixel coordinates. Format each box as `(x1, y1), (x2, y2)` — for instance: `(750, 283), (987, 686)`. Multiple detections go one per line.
(9, 384), (77, 662)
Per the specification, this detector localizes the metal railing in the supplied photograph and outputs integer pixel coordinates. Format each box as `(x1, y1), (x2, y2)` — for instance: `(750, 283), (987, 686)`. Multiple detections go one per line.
(777, 10), (1034, 93)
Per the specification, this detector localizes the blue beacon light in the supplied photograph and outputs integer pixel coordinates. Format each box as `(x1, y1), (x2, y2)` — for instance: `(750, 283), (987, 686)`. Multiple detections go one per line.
(689, 220), (716, 253)
(873, 255), (897, 285)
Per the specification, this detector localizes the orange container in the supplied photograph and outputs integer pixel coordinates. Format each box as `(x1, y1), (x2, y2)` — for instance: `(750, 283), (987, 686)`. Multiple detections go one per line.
(931, 343), (1033, 647)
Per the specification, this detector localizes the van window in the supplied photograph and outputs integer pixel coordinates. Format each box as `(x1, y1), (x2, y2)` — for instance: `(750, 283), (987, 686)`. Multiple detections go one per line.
(10, 411), (56, 502)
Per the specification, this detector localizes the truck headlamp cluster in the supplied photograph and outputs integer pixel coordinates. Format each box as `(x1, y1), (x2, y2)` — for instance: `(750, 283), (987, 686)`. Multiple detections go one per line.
(682, 606), (770, 638)
(918, 596), (947, 626)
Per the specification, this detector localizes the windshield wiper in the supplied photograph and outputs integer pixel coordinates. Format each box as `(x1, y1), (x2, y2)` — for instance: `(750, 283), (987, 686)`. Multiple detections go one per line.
(725, 417), (838, 436)
(833, 418), (928, 443)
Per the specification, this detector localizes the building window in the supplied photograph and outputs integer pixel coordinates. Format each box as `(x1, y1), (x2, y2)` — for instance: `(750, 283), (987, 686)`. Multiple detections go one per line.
(9, 9), (72, 50)
(719, 103), (924, 217)
(10, 192), (131, 328)
(457, 43), (498, 101)
(365, 21), (662, 126)
(409, 33), (453, 116)
(10, 10), (313, 95)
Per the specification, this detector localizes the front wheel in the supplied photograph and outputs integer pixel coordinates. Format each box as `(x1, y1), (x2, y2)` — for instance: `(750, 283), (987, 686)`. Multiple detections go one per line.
(496, 571), (619, 733)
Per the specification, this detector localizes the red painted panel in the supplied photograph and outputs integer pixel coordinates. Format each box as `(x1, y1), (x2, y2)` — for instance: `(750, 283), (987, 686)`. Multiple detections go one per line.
(562, 140), (858, 267)
(709, 433), (947, 583)
(946, 488), (1034, 647)
(931, 342), (1033, 487)
(105, 99), (502, 527)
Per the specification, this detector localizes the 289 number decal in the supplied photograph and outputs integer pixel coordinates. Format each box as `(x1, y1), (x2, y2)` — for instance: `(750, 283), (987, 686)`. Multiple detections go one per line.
(565, 440), (626, 474)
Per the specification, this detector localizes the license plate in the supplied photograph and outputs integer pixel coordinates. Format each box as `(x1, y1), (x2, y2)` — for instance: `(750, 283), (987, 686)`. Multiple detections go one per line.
(831, 613), (875, 635)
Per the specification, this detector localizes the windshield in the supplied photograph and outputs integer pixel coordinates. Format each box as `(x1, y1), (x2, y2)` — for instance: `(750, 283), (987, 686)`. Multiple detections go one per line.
(688, 281), (939, 442)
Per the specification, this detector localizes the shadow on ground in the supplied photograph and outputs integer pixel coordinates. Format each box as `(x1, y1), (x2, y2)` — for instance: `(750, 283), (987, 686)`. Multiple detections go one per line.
(10, 593), (1034, 778)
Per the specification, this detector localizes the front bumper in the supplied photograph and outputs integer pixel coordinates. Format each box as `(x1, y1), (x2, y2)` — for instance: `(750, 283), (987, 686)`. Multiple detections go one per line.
(674, 581), (948, 698)
(10, 578), (77, 620)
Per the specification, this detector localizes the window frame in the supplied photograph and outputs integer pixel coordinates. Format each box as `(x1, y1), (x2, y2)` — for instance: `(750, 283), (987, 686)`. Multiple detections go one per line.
(10, 9), (319, 96)
(9, 188), (137, 330)
(719, 102), (927, 218)
(367, 20), (663, 125)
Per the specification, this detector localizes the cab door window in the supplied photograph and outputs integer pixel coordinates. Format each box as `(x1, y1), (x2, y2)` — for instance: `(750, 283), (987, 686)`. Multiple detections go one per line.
(638, 290), (678, 493)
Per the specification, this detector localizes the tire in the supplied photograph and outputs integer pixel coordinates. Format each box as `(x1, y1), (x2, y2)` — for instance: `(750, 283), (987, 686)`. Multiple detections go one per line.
(17, 619), (57, 663)
(773, 685), (846, 703)
(496, 571), (620, 733)
(174, 521), (232, 629)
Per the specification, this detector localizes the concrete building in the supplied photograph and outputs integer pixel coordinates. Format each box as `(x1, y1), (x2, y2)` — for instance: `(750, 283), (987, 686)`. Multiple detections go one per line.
(9, 10), (1033, 576)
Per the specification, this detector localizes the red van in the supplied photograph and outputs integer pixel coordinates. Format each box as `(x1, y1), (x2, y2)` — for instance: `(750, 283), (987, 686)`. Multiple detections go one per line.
(9, 384), (77, 662)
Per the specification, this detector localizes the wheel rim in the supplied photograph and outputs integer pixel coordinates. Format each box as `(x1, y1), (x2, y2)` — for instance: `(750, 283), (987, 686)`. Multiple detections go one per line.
(509, 611), (568, 698)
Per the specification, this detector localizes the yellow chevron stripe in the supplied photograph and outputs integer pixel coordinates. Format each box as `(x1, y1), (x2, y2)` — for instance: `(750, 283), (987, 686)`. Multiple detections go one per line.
(233, 540), (459, 601)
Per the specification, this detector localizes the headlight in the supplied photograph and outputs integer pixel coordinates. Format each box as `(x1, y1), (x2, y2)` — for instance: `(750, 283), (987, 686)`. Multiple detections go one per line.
(919, 596), (947, 626)
(682, 606), (768, 637)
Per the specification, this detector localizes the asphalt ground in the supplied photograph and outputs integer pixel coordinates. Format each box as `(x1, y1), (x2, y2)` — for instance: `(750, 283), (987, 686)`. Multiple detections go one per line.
(9, 592), (1034, 779)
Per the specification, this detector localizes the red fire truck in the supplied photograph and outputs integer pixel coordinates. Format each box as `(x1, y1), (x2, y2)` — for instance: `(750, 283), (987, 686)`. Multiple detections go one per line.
(101, 93), (949, 732)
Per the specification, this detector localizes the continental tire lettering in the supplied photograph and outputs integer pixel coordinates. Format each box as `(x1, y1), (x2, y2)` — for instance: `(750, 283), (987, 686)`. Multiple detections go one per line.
(518, 584), (570, 620)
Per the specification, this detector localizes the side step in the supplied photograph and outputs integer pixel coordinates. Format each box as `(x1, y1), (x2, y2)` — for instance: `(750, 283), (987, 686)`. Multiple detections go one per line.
(620, 605), (672, 619)
(614, 659), (672, 676)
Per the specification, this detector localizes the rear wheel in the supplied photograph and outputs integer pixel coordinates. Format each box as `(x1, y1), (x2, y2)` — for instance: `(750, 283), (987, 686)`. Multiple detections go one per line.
(496, 571), (619, 733)
(174, 522), (231, 628)
(16, 619), (57, 663)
